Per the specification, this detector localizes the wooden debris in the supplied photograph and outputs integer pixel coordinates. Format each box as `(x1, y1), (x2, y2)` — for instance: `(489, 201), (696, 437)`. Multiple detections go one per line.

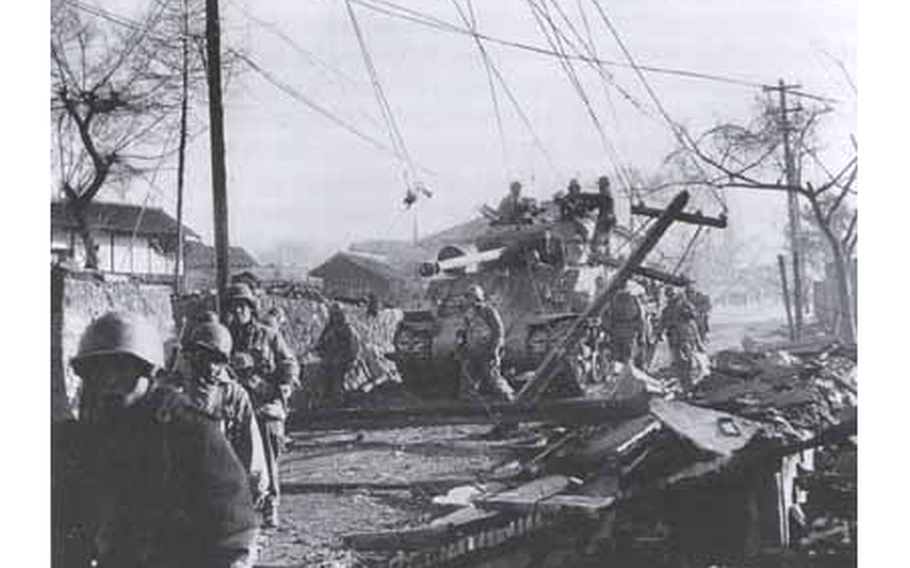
(288, 394), (650, 431)
(281, 478), (482, 495)
(570, 415), (662, 466)
(534, 494), (617, 517)
(649, 399), (762, 457)
(343, 507), (502, 551)
(475, 475), (574, 513)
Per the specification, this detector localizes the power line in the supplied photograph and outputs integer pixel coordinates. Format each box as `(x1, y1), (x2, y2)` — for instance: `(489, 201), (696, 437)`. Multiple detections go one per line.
(441, 1), (563, 178)
(236, 51), (396, 156)
(224, 0), (385, 132)
(533, 0), (641, 193)
(345, 0), (419, 191)
(450, 0), (510, 176)
(586, 0), (727, 212)
(525, 0), (620, 182)
(350, 0), (838, 102)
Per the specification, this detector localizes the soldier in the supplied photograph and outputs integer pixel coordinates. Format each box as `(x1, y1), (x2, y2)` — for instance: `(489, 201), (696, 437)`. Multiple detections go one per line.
(590, 176), (616, 259)
(497, 180), (531, 223)
(655, 287), (705, 389)
(556, 178), (591, 221)
(605, 283), (647, 371)
(458, 284), (515, 401)
(314, 303), (359, 407)
(262, 306), (288, 332)
(54, 312), (260, 568)
(183, 320), (269, 511)
(685, 282), (712, 342)
(224, 283), (300, 529)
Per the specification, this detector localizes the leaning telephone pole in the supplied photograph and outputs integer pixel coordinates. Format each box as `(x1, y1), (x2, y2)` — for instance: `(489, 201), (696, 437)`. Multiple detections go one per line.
(765, 79), (804, 339)
(205, 0), (230, 314)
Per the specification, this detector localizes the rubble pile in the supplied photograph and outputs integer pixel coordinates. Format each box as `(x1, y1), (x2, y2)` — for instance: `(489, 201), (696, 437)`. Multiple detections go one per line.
(334, 342), (856, 568)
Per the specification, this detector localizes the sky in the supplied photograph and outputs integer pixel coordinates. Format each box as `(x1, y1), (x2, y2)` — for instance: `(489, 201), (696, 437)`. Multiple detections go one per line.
(78, 0), (857, 262)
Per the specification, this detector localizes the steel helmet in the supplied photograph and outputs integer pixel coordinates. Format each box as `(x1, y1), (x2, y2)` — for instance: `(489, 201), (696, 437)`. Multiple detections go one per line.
(71, 311), (164, 375)
(231, 351), (255, 371)
(465, 284), (486, 303)
(224, 283), (259, 312)
(187, 321), (233, 362)
(263, 306), (287, 329)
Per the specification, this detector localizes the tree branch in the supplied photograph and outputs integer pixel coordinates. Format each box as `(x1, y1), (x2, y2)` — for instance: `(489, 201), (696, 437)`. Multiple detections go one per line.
(815, 156), (858, 194)
(841, 210), (858, 247)
(824, 166), (857, 225)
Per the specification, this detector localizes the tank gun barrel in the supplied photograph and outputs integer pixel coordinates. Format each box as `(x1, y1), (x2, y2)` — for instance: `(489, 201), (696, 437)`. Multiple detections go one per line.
(418, 247), (507, 277)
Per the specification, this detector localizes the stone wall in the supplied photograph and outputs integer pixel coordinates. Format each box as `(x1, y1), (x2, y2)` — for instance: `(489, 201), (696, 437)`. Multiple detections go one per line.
(173, 291), (404, 402)
(51, 268), (175, 421)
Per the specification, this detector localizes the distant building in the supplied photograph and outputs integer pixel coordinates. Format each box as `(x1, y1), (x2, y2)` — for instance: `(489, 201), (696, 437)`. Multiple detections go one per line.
(51, 200), (198, 277)
(184, 240), (259, 291)
(309, 251), (411, 306)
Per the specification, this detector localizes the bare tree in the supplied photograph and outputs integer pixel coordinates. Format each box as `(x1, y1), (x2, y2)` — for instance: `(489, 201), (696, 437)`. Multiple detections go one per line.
(675, 96), (857, 343)
(50, 0), (230, 269)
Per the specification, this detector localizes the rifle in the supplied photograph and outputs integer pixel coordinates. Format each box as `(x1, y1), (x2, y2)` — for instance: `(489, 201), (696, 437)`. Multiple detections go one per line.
(164, 316), (188, 378)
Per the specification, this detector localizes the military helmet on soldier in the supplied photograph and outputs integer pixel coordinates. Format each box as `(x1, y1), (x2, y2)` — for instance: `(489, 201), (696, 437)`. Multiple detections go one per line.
(71, 312), (164, 376)
(187, 321), (233, 362)
(465, 284), (486, 303)
(225, 283), (259, 312)
(231, 351), (255, 371)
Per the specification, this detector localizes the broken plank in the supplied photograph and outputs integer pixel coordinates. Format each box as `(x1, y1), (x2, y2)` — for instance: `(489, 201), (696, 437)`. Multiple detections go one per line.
(344, 524), (454, 551)
(535, 494), (617, 516)
(570, 415), (662, 465)
(475, 475), (574, 513)
(343, 507), (505, 551)
(288, 394), (650, 431)
(281, 478), (479, 494)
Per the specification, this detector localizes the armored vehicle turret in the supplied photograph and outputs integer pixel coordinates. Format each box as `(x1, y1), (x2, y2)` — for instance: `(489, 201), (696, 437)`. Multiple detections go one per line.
(390, 200), (615, 398)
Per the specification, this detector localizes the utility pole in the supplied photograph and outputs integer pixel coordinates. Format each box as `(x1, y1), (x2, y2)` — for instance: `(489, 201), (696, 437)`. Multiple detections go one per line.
(174, 0), (189, 295)
(205, 0), (230, 314)
(765, 79), (804, 339)
(778, 254), (794, 341)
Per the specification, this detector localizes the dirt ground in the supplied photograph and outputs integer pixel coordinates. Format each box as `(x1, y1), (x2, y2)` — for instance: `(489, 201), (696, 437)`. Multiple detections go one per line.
(256, 425), (505, 567)
(256, 307), (790, 567)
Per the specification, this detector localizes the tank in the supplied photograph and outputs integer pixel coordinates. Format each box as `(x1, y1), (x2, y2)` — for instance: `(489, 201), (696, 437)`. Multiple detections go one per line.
(390, 201), (612, 398)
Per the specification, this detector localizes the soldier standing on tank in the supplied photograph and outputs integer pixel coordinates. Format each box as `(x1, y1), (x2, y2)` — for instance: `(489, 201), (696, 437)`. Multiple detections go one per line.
(183, 320), (269, 512)
(224, 283), (299, 529)
(590, 176), (616, 260)
(497, 180), (534, 223)
(458, 284), (515, 402)
(655, 287), (704, 389)
(54, 312), (260, 568)
(314, 303), (358, 407)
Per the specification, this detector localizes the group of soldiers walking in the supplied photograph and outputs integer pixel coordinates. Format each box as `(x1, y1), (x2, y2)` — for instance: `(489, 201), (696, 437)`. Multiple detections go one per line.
(53, 283), (362, 568)
(451, 276), (713, 405)
(602, 281), (712, 388)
